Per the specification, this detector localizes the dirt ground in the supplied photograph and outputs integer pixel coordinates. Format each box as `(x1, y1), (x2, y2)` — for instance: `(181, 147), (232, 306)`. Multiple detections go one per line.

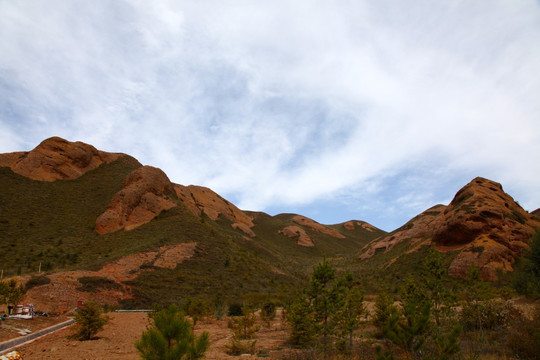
(4, 300), (538, 359)
(9, 311), (291, 360)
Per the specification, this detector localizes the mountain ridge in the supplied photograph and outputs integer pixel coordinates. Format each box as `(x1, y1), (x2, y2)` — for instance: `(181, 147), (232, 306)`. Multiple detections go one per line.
(1, 136), (538, 310)
(0, 137), (384, 310)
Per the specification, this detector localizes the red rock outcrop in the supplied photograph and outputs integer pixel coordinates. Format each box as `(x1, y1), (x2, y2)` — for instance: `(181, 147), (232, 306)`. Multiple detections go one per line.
(0, 137), (124, 181)
(278, 225), (314, 247)
(175, 184), (255, 237)
(292, 215), (346, 239)
(344, 220), (379, 232)
(433, 177), (538, 280)
(95, 166), (177, 234)
(359, 177), (539, 280)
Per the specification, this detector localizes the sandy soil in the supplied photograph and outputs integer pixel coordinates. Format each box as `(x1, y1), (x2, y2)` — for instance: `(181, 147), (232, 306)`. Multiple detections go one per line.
(10, 311), (291, 360)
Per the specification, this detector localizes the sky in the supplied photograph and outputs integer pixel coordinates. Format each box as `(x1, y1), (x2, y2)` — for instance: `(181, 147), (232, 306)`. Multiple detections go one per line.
(1, 1), (539, 231)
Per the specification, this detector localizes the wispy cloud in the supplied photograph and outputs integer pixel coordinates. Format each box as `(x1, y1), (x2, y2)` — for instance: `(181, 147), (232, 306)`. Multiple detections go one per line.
(1, 0), (539, 230)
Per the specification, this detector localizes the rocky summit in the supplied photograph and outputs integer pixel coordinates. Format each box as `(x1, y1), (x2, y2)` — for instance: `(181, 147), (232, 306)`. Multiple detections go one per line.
(0, 136), (124, 181)
(360, 177), (539, 280)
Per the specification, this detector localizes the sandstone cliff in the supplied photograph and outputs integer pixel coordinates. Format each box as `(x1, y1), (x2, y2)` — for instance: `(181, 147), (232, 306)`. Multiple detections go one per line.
(95, 166), (178, 234)
(174, 184), (255, 237)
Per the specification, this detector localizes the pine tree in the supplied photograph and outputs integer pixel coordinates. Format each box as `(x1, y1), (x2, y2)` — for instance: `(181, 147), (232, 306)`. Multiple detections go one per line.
(308, 259), (337, 360)
(423, 249), (449, 326)
(286, 293), (316, 347)
(334, 272), (364, 351)
(422, 249), (461, 360)
(286, 261), (366, 356)
(228, 303), (259, 340)
(135, 304), (209, 360)
(373, 291), (393, 331)
(226, 303), (259, 355)
(382, 280), (431, 360)
(70, 301), (109, 341)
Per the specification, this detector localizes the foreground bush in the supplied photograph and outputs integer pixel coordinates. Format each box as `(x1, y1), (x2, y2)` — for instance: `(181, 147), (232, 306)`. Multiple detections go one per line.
(135, 304), (209, 360)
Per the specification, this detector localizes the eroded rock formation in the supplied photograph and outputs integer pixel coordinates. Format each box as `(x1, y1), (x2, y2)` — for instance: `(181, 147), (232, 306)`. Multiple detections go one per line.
(175, 184), (255, 237)
(95, 166), (177, 234)
(278, 225), (314, 247)
(344, 220), (378, 232)
(359, 177), (539, 280)
(292, 215), (346, 239)
(0, 137), (124, 181)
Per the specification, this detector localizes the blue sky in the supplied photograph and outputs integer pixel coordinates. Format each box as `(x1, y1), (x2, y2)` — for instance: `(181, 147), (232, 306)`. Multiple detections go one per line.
(1, 1), (539, 231)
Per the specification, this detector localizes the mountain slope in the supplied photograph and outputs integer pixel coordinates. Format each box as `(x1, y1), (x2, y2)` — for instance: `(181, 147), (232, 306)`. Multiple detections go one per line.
(0, 137), (382, 310)
(3, 137), (537, 310)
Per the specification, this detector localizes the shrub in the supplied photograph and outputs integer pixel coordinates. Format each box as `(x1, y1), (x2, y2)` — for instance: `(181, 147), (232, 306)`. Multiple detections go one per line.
(25, 275), (51, 290)
(69, 301), (109, 341)
(228, 303), (243, 317)
(460, 299), (518, 331)
(184, 297), (213, 326)
(77, 276), (122, 293)
(513, 230), (540, 297)
(260, 301), (276, 326)
(0, 279), (25, 307)
(507, 305), (540, 359)
(226, 337), (257, 356)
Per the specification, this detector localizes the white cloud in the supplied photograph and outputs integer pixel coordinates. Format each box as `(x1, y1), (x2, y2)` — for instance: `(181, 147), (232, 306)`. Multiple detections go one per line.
(1, 0), (539, 230)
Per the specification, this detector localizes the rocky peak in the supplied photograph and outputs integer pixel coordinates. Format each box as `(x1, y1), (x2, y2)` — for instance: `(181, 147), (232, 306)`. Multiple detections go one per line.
(432, 177), (538, 279)
(359, 177), (539, 280)
(0, 137), (124, 181)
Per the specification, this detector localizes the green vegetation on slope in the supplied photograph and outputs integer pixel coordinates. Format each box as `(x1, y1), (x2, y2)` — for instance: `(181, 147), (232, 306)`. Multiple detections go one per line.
(0, 156), (141, 275)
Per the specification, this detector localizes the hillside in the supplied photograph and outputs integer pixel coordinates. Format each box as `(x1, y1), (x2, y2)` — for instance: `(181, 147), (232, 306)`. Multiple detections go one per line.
(0, 137), (383, 310)
(1, 137), (538, 310)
